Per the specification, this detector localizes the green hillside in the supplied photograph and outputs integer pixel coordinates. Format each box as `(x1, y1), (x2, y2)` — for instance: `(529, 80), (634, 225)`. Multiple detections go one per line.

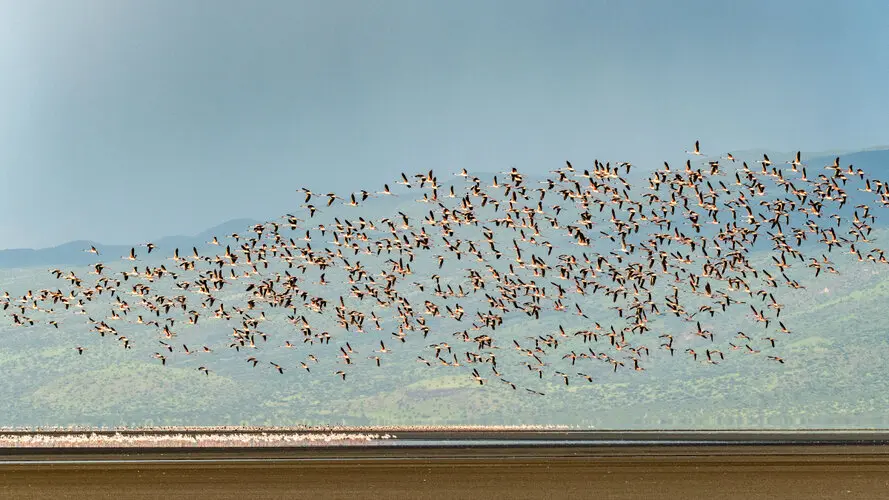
(0, 230), (886, 430)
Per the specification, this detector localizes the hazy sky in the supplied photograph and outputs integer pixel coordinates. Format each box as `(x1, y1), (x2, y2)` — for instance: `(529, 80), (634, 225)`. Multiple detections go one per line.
(1, 0), (887, 249)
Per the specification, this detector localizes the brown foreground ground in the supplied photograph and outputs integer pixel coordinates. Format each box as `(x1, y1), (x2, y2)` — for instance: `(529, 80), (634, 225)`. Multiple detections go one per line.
(3, 443), (889, 499)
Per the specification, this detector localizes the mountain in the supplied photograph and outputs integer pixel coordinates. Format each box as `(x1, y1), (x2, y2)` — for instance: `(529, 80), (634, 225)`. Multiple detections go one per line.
(0, 227), (887, 429)
(806, 148), (889, 175)
(726, 148), (853, 160)
(4, 146), (888, 270)
(0, 218), (264, 269)
(0, 240), (125, 269)
(151, 218), (265, 254)
(1, 148), (889, 429)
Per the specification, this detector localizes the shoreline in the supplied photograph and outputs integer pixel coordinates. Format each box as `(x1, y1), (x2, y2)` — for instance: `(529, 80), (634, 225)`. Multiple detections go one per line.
(3, 428), (889, 449)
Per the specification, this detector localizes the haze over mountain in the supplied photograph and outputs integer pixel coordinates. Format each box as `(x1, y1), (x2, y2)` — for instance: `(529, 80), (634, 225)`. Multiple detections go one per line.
(0, 218), (263, 269)
(3, 147), (887, 269)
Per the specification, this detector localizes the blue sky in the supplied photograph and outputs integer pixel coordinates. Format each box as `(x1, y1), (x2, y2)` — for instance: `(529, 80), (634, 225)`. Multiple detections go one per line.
(1, 0), (887, 248)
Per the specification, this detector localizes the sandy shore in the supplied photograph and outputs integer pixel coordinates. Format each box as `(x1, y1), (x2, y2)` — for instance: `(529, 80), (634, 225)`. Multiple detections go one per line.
(3, 445), (889, 499)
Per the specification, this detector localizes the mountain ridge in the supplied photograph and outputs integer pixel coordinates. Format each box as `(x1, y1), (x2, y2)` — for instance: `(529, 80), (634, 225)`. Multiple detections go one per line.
(0, 218), (264, 269)
(3, 147), (887, 268)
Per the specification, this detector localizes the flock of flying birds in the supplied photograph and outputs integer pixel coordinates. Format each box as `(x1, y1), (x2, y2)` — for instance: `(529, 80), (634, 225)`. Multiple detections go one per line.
(2, 141), (887, 396)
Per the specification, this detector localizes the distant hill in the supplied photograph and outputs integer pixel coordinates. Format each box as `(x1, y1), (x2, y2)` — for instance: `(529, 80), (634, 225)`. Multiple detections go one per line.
(726, 148), (852, 160)
(1, 149), (889, 429)
(3, 147), (887, 269)
(0, 218), (263, 269)
(806, 148), (889, 175)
